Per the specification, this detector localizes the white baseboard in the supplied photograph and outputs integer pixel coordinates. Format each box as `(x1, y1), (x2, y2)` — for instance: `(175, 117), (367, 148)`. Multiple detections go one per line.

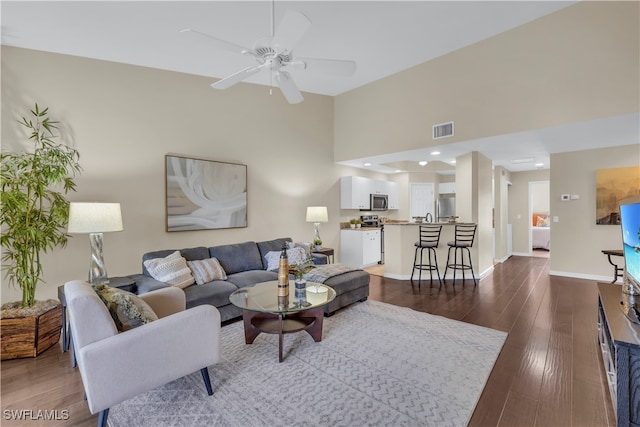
(549, 270), (619, 283)
(511, 251), (530, 257)
(494, 255), (510, 264)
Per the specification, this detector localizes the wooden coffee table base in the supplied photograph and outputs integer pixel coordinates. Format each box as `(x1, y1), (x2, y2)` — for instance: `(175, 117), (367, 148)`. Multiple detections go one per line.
(242, 306), (325, 362)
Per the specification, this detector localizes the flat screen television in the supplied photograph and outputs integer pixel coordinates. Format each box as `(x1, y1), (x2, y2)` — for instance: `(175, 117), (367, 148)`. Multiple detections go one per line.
(620, 197), (640, 295)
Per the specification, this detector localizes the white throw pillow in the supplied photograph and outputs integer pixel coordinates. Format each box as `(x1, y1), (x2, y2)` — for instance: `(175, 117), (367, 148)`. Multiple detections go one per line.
(143, 251), (195, 289)
(187, 258), (227, 285)
(264, 247), (307, 271)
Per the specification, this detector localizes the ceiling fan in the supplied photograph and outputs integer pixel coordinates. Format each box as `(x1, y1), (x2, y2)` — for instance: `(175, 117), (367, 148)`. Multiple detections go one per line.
(181, 5), (356, 104)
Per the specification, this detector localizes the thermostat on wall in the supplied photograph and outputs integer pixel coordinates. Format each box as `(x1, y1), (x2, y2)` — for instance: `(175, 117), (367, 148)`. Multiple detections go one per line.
(561, 194), (570, 201)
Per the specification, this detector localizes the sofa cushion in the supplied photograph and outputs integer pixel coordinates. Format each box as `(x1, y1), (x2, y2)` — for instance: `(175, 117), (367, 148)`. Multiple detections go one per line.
(263, 247), (308, 271)
(183, 281), (238, 308)
(94, 284), (158, 332)
(142, 247), (209, 276)
(256, 237), (293, 268)
(323, 270), (371, 295)
(209, 241), (263, 274)
(187, 258), (227, 284)
(225, 270), (278, 288)
(143, 251), (195, 289)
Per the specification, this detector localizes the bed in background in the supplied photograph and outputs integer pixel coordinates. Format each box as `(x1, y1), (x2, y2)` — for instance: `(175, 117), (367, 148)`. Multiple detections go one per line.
(532, 213), (550, 250)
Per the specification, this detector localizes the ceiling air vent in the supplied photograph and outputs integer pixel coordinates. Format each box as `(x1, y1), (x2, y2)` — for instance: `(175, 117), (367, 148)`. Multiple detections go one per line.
(433, 121), (454, 140)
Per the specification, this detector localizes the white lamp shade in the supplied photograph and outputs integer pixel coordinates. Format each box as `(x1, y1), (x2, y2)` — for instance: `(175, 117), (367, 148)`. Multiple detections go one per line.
(306, 206), (328, 223)
(68, 202), (123, 233)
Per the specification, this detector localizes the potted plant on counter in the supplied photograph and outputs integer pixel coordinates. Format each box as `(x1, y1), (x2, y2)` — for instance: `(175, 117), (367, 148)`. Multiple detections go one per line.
(350, 218), (358, 229)
(0, 104), (82, 360)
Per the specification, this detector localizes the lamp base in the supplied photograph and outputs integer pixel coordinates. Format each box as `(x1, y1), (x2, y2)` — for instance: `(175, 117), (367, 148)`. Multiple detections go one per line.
(88, 232), (109, 286)
(314, 222), (321, 242)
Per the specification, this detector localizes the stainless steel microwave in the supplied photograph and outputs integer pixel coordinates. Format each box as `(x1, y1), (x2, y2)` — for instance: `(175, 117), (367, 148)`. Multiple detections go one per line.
(370, 194), (388, 211)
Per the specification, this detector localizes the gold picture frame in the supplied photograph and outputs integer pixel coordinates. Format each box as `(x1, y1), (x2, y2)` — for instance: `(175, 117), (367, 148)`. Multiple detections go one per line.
(596, 166), (640, 225)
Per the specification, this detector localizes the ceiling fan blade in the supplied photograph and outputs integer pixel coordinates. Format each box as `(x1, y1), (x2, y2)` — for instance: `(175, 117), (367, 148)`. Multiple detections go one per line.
(272, 10), (311, 52)
(211, 66), (261, 90)
(180, 28), (251, 55)
(294, 57), (357, 77)
(275, 71), (304, 104)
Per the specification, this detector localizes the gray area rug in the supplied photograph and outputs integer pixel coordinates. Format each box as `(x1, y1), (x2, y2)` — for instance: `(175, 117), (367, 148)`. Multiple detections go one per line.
(108, 300), (507, 427)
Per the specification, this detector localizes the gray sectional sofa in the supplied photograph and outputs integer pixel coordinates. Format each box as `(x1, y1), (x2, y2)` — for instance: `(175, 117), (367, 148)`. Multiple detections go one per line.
(130, 237), (370, 322)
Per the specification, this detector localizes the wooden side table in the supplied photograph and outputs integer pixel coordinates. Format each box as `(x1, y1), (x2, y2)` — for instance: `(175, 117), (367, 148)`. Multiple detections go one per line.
(313, 247), (334, 264)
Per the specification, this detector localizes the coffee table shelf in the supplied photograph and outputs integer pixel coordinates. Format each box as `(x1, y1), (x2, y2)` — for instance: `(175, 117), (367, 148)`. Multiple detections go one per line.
(230, 281), (335, 362)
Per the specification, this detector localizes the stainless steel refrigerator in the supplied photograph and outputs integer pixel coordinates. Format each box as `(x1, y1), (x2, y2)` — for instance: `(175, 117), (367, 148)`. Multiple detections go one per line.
(437, 196), (456, 222)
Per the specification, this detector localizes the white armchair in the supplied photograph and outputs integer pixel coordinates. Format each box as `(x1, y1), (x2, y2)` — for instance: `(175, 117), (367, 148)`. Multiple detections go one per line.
(64, 280), (221, 427)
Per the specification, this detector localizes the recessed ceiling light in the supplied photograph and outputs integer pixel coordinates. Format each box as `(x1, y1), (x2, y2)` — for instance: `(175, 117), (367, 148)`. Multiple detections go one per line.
(450, 160), (456, 164)
(418, 161), (428, 166)
(535, 162), (544, 167)
(364, 162), (372, 166)
(431, 151), (441, 156)
(394, 169), (402, 173)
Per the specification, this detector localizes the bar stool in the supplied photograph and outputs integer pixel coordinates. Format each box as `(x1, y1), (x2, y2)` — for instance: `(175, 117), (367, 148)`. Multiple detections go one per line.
(444, 223), (478, 286)
(411, 224), (443, 287)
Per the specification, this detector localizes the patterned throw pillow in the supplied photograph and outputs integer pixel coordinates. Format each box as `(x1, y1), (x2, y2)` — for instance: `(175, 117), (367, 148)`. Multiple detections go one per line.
(187, 258), (227, 285)
(95, 284), (158, 332)
(264, 247), (308, 271)
(143, 250), (195, 289)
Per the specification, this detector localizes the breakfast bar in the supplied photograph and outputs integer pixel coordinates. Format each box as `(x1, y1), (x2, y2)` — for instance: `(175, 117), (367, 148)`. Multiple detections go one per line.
(384, 222), (477, 281)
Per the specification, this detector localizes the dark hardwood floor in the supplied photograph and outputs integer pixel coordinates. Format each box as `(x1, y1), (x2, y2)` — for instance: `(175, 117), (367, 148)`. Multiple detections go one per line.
(1, 255), (615, 426)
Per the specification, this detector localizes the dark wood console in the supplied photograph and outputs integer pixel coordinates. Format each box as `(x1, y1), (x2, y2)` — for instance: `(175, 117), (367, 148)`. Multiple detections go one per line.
(597, 283), (640, 427)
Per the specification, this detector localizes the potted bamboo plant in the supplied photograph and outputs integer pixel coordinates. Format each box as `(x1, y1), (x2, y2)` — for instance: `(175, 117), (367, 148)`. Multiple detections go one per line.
(0, 104), (82, 359)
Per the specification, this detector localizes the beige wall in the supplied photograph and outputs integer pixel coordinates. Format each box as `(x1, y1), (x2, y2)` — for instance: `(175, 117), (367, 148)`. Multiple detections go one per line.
(455, 151), (493, 276)
(334, 1), (639, 160)
(550, 145), (640, 280)
(494, 166), (511, 262)
(0, 46), (358, 304)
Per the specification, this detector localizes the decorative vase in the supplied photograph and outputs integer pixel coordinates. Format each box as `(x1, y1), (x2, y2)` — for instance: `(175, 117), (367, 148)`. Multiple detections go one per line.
(315, 245), (322, 251)
(350, 224), (355, 229)
(1, 300), (62, 360)
(356, 224), (361, 228)
(294, 279), (309, 307)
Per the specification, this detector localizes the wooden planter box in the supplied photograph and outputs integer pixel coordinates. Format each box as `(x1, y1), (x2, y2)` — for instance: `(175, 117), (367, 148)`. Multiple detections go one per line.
(1, 301), (62, 360)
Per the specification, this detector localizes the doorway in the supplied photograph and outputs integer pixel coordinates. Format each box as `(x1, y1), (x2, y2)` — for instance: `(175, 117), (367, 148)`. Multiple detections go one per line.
(529, 180), (550, 258)
(409, 183), (435, 220)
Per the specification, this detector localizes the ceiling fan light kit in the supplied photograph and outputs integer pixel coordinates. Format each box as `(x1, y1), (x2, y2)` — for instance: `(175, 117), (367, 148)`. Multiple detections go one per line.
(182, 8), (356, 104)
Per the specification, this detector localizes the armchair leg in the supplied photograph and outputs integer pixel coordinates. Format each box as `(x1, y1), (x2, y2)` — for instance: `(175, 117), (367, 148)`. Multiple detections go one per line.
(201, 367), (213, 396)
(97, 408), (109, 427)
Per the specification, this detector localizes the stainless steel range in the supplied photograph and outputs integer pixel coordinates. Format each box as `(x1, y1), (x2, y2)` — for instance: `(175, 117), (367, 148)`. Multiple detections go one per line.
(361, 215), (384, 264)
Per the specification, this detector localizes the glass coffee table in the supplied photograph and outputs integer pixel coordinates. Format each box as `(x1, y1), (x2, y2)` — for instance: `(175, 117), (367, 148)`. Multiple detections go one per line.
(229, 280), (336, 362)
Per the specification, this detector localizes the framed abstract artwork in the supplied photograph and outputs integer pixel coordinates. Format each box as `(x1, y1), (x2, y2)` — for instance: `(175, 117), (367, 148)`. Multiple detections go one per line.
(595, 166), (640, 225)
(165, 154), (247, 231)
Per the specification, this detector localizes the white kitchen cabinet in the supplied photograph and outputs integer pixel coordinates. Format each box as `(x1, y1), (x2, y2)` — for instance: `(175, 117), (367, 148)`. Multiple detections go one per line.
(438, 182), (456, 194)
(341, 176), (399, 210)
(386, 181), (399, 209)
(340, 229), (381, 268)
(340, 176), (370, 209)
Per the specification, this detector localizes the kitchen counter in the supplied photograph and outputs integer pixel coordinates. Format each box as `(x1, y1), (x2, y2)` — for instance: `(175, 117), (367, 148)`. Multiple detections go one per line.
(341, 226), (382, 231)
(382, 222), (456, 226)
(383, 222), (477, 281)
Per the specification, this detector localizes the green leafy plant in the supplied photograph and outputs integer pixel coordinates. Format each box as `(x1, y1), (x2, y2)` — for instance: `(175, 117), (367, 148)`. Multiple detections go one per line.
(313, 238), (322, 246)
(289, 255), (316, 281)
(1, 104), (82, 307)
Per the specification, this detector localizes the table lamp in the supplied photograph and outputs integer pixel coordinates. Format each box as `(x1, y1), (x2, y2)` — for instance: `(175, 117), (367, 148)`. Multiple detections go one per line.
(306, 206), (328, 242)
(68, 202), (123, 285)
